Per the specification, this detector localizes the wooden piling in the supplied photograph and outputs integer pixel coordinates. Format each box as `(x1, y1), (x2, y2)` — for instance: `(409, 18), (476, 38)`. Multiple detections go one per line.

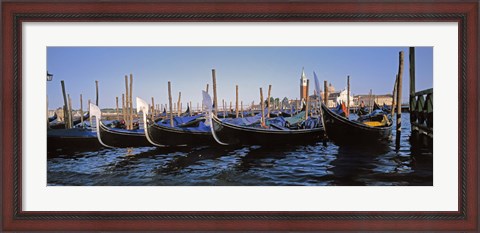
(305, 80), (309, 119)
(409, 47), (416, 114)
(122, 94), (125, 121)
(95, 80), (99, 106)
(369, 89), (373, 113)
(80, 94), (84, 125)
(116, 96), (119, 121)
(241, 101), (244, 118)
(124, 75), (129, 129)
(267, 85), (272, 118)
(168, 81), (173, 127)
(211, 69), (218, 115)
(177, 92), (181, 117)
(67, 94), (73, 128)
(260, 88), (265, 125)
(347, 76), (350, 114)
(324, 81), (328, 106)
(151, 97), (155, 121)
(60, 80), (70, 129)
(189, 101), (192, 116)
(235, 85), (239, 118)
(129, 74), (133, 130)
(396, 51), (404, 149)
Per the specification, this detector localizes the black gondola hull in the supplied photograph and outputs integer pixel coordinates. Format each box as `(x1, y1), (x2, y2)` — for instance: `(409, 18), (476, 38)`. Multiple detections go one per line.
(47, 128), (101, 151)
(211, 115), (325, 145)
(99, 122), (151, 148)
(321, 104), (392, 145)
(147, 124), (215, 146)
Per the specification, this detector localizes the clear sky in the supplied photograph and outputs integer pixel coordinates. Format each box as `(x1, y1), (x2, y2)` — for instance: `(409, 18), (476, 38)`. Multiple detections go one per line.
(47, 47), (432, 110)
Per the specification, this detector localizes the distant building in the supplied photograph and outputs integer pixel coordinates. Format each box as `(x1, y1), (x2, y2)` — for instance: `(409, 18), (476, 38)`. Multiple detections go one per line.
(299, 68), (308, 101)
(354, 94), (393, 106)
(319, 83), (353, 108)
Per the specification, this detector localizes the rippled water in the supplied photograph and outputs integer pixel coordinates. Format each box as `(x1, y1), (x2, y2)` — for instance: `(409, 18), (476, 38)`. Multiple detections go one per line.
(48, 113), (433, 186)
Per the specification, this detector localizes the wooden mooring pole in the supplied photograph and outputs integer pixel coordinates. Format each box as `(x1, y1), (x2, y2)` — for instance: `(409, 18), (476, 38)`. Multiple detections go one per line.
(347, 76), (350, 114)
(168, 81), (173, 127)
(95, 80), (99, 106)
(241, 101), (244, 118)
(129, 74), (133, 130)
(260, 88), (265, 125)
(177, 92), (181, 117)
(236, 85), (239, 118)
(267, 85), (272, 118)
(122, 94), (125, 121)
(212, 69), (218, 115)
(80, 94), (84, 125)
(116, 96), (119, 121)
(305, 80), (309, 119)
(124, 76), (130, 129)
(396, 51), (404, 150)
(60, 80), (70, 129)
(67, 94), (73, 128)
(324, 81), (328, 106)
(151, 97), (155, 121)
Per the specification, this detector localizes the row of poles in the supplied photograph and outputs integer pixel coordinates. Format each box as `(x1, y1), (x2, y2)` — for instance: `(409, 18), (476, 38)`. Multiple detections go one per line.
(56, 80), (98, 129)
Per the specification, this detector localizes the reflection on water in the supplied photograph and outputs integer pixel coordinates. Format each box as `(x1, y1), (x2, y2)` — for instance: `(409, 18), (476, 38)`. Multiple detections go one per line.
(48, 113), (432, 186)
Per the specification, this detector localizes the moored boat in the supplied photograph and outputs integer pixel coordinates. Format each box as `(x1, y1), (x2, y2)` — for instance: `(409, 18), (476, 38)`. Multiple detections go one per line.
(202, 91), (325, 146)
(320, 100), (392, 145)
(90, 103), (151, 148)
(137, 97), (215, 147)
(47, 127), (101, 151)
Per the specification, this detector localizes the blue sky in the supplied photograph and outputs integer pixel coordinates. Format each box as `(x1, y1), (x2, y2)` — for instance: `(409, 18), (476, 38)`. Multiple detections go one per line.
(47, 47), (432, 110)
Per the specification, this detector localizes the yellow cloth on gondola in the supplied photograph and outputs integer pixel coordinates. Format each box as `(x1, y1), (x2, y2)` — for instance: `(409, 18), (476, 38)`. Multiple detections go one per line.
(363, 115), (389, 127)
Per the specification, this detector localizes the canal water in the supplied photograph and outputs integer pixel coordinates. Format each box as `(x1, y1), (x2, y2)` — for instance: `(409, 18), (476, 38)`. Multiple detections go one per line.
(47, 113), (433, 186)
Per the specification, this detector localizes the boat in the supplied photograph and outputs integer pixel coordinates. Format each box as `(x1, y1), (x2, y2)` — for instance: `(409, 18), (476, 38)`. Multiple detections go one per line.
(202, 91), (325, 146)
(321, 103), (392, 145)
(89, 103), (151, 148)
(47, 127), (101, 151)
(49, 112), (90, 129)
(311, 71), (392, 146)
(137, 97), (215, 147)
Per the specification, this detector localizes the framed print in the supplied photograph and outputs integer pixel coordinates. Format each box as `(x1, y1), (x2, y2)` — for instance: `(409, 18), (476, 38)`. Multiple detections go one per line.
(2, 0), (478, 231)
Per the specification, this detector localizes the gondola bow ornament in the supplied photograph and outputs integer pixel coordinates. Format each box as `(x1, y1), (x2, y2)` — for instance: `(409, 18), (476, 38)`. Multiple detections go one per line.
(137, 97), (166, 147)
(202, 90), (228, 145)
(89, 103), (114, 148)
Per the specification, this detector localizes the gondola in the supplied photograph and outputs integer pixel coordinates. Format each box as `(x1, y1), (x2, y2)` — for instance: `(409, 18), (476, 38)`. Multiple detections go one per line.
(47, 127), (101, 151)
(320, 102), (392, 145)
(210, 113), (325, 146)
(90, 103), (151, 148)
(201, 91), (325, 146)
(49, 112), (90, 129)
(137, 97), (215, 147)
(309, 70), (392, 146)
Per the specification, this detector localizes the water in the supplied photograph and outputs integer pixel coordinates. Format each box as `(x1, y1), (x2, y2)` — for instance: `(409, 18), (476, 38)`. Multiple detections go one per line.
(47, 113), (433, 186)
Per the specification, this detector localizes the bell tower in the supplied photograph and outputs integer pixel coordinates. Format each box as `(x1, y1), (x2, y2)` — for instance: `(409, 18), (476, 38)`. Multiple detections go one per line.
(300, 68), (308, 101)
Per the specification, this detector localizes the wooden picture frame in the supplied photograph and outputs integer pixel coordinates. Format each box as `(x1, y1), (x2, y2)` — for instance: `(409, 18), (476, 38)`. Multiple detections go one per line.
(2, 0), (478, 231)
